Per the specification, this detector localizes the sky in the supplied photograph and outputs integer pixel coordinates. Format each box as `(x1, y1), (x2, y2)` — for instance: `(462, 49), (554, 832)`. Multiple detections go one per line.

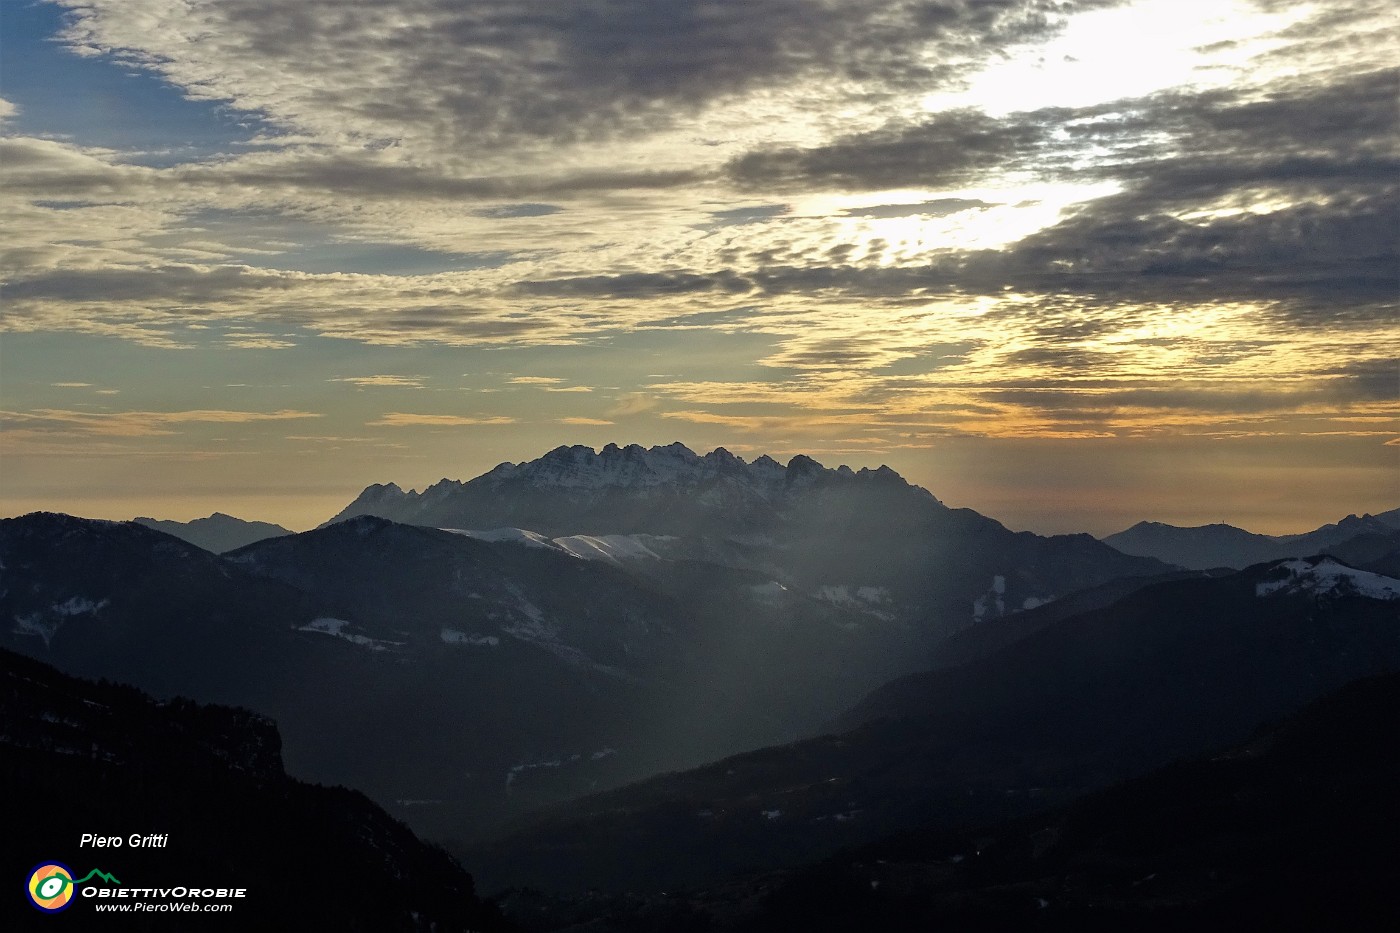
(1, 0), (1396, 536)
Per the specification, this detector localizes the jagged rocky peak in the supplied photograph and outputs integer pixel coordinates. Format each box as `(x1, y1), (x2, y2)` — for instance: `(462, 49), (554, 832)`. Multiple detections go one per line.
(323, 443), (943, 528)
(474, 442), (924, 494)
(362, 480), (410, 499)
(355, 444), (930, 501)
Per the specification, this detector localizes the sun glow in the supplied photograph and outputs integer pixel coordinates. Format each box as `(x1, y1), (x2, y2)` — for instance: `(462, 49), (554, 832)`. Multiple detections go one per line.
(795, 180), (1124, 260)
(928, 0), (1313, 117)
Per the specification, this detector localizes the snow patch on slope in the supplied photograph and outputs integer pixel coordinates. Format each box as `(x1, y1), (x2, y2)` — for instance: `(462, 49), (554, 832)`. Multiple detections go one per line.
(13, 614), (59, 647)
(814, 585), (894, 619)
(1255, 558), (1400, 600)
(552, 534), (672, 565)
(11, 597), (110, 647)
(493, 583), (618, 673)
(53, 597), (110, 616)
(443, 527), (561, 551)
(973, 575), (1006, 620)
(298, 617), (404, 650)
(749, 581), (789, 603)
(505, 747), (618, 790)
(440, 628), (499, 647)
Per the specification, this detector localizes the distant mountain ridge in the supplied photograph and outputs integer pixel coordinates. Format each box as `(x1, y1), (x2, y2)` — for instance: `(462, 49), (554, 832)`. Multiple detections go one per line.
(1103, 507), (1400, 570)
(133, 511), (291, 553)
(326, 442), (937, 536)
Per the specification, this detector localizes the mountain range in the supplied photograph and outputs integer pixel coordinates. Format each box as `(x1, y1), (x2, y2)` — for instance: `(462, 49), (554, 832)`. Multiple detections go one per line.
(0, 445), (1171, 850)
(4, 441), (1397, 929)
(132, 512), (292, 553)
(1102, 508), (1400, 571)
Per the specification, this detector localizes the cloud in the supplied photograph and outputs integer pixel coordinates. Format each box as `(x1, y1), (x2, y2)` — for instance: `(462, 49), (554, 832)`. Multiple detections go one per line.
(728, 109), (1043, 192)
(331, 375), (427, 388)
(607, 394), (660, 417)
(365, 412), (515, 427)
(514, 270), (754, 300)
(49, 0), (1102, 151)
(0, 407), (321, 437)
(476, 203), (564, 219)
(558, 417), (614, 426)
(8, 0), (1393, 463)
(226, 332), (297, 349)
(284, 435), (378, 443)
(174, 153), (708, 201)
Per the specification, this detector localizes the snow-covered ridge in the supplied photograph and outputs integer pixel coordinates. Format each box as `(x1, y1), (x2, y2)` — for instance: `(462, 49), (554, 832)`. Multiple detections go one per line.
(552, 534), (673, 564)
(478, 443), (927, 498)
(442, 526), (673, 565)
(1255, 558), (1400, 601)
(485, 442), (775, 491)
(444, 527), (559, 550)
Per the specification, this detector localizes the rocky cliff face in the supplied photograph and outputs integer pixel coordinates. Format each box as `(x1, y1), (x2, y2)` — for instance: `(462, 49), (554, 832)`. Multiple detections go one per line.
(0, 647), (509, 932)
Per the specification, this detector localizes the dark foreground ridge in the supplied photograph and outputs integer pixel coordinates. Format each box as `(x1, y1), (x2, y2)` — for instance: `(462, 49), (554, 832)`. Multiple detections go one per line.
(499, 672), (1400, 931)
(745, 672), (1400, 932)
(0, 647), (513, 932)
(468, 556), (1400, 896)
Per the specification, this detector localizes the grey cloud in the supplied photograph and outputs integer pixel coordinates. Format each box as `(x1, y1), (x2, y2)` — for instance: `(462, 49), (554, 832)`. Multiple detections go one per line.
(59, 0), (1117, 148)
(767, 338), (886, 370)
(513, 270), (754, 299)
(1068, 69), (1400, 207)
(994, 188), (1400, 313)
(1312, 357), (1400, 402)
(707, 205), (791, 227)
(748, 66), (1400, 313)
(475, 203), (564, 219)
(1000, 347), (1119, 373)
(728, 109), (1044, 191)
(0, 264), (303, 305)
(712, 63), (1397, 313)
(177, 155), (707, 200)
(642, 306), (765, 329)
(984, 378), (1396, 414)
(0, 138), (151, 197)
(514, 262), (977, 302)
